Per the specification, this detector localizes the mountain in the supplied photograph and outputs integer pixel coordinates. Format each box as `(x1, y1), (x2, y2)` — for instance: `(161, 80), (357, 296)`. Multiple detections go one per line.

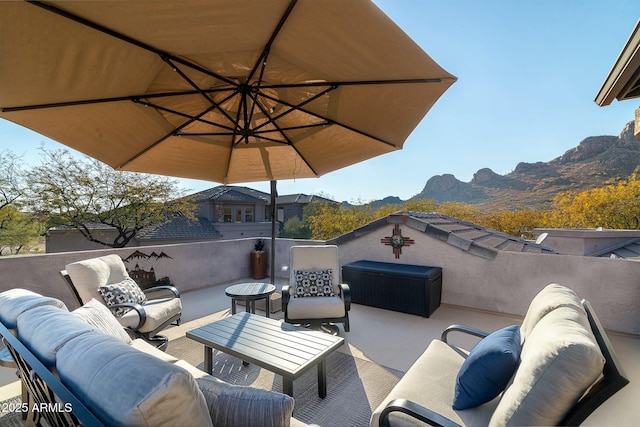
(371, 121), (640, 211)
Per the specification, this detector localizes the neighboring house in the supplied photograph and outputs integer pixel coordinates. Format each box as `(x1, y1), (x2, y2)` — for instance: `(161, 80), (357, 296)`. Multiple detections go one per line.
(534, 228), (640, 259)
(331, 211), (560, 260)
(45, 185), (335, 252)
(273, 193), (337, 225)
(595, 19), (640, 135)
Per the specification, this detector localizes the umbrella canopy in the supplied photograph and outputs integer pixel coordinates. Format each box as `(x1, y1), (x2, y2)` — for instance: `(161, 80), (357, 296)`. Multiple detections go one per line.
(0, 0), (456, 184)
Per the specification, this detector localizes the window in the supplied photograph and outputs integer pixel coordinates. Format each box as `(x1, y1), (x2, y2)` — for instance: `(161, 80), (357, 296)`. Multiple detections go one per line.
(245, 207), (254, 222)
(223, 207), (232, 222)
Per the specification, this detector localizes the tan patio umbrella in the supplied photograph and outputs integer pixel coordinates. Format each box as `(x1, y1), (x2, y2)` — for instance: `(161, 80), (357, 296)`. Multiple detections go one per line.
(0, 0), (456, 282)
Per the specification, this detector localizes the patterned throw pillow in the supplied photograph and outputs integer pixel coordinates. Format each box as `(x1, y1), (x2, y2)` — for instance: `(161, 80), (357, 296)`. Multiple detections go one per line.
(98, 278), (147, 317)
(293, 270), (334, 298)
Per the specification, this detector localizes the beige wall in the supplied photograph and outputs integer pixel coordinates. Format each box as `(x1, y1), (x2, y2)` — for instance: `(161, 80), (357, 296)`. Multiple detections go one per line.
(0, 238), (300, 310)
(1, 232), (638, 335)
(337, 224), (640, 335)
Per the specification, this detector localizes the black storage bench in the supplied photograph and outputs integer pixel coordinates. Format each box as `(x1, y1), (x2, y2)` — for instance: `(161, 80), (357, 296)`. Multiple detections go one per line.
(342, 260), (442, 317)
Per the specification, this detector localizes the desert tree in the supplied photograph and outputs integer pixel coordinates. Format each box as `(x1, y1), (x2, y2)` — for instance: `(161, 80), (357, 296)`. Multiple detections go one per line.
(27, 148), (197, 248)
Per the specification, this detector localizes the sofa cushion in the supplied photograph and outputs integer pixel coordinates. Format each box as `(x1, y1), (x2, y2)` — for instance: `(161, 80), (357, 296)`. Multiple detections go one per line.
(17, 305), (94, 368)
(519, 283), (582, 340)
(293, 269), (335, 297)
(453, 325), (521, 410)
(56, 332), (212, 427)
(196, 376), (294, 427)
(99, 278), (147, 317)
(65, 254), (130, 304)
(0, 288), (67, 329)
(491, 306), (605, 426)
(130, 338), (179, 364)
(72, 298), (132, 344)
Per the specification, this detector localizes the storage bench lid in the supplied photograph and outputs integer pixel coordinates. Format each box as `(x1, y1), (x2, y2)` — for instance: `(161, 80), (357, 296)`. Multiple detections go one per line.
(342, 260), (441, 279)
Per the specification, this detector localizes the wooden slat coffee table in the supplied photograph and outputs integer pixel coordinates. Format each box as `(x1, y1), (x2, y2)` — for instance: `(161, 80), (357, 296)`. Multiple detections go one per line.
(186, 312), (344, 397)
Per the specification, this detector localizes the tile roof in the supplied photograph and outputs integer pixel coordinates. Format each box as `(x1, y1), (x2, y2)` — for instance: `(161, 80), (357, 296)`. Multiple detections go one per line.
(273, 193), (337, 205)
(193, 185), (270, 203)
(591, 238), (640, 260)
(136, 216), (221, 240)
(330, 211), (560, 259)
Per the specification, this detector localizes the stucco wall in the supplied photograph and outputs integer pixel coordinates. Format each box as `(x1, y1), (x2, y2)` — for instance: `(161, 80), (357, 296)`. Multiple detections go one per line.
(337, 223), (640, 335)
(1, 232), (638, 335)
(0, 238), (307, 310)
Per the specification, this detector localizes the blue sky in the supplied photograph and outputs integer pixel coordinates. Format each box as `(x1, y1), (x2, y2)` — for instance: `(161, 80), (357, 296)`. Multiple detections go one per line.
(1, 1), (639, 203)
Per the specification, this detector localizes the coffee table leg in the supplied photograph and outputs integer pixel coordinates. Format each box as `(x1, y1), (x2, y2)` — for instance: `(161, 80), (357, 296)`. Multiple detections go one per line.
(318, 359), (327, 398)
(204, 346), (213, 374)
(266, 295), (271, 318)
(231, 298), (237, 315)
(283, 377), (294, 397)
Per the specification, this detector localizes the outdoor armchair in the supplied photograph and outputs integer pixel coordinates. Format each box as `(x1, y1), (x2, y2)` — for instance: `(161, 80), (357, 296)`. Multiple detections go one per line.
(61, 254), (181, 350)
(372, 284), (629, 426)
(282, 245), (350, 333)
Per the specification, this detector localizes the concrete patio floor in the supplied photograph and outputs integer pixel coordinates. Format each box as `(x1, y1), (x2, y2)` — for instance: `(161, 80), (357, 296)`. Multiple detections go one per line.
(167, 279), (640, 426)
(1, 279), (638, 425)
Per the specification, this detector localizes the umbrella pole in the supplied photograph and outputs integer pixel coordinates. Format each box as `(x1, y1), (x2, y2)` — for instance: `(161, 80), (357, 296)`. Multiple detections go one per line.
(270, 180), (277, 285)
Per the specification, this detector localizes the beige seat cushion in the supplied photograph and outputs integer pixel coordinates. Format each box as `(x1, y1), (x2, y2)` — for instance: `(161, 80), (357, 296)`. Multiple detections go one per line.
(66, 254), (129, 304)
(491, 306), (605, 426)
(118, 296), (182, 333)
(289, 246), (342, 295)
(286, 295), (345, 320)
(519, 283), (582, 340)
(370, 339), (496, 427)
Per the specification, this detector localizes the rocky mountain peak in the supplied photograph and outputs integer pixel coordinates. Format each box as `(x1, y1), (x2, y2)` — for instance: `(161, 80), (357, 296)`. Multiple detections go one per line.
(408, 120), (640, 211)
(471, 168), (499, 184)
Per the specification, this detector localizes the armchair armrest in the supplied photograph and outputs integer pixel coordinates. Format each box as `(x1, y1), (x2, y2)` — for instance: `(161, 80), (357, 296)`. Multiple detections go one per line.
(282, 285), (291, 310)
(143, 285), (180, 300)
(440, 324), (489, 344)
(339, 283), (351, 310)
(379, 398), (462, 427)
(109, 302), (147, 331)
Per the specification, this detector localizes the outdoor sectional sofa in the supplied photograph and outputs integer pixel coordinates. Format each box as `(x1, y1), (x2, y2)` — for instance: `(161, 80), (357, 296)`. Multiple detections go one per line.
(371, 284), (629, 426)
(0, 288), (309, 427)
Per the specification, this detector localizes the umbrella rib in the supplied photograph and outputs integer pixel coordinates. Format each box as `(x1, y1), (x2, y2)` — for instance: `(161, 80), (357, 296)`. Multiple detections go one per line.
(0, 88), (239, 113)
(244, 90), (320, 176)
(161, 56), (242, 128)
(118, 105), (218, 169)
(133, 99), (237, 134)
(259, 89), (398, 148)
(260, 78), (451, 89)
(248, 0), (298, 82)
(253, 85), (336, 133)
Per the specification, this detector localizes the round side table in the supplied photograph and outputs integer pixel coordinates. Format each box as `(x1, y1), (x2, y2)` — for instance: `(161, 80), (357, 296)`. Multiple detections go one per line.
(225, 283), (276, 318)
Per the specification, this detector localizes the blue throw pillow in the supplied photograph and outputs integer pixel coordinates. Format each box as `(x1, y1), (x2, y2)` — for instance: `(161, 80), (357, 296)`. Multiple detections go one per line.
(452, 325), (521, 410)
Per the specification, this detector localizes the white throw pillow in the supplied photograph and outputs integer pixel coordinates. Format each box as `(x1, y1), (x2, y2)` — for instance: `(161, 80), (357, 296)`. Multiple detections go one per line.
(72, 298), (132, 344)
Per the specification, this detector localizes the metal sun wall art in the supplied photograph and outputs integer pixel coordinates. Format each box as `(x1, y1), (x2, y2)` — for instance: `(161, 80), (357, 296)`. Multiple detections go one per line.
(381, 224), (414, 258)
